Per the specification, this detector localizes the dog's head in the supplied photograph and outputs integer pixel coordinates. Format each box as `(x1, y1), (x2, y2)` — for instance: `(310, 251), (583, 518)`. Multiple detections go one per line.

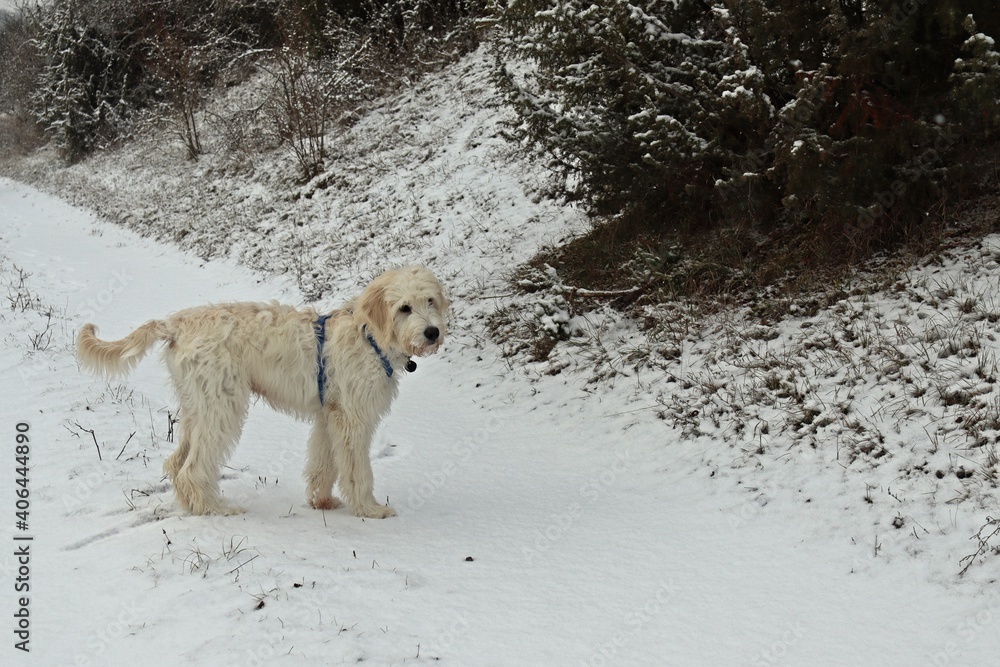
(356, 266), (450, 358)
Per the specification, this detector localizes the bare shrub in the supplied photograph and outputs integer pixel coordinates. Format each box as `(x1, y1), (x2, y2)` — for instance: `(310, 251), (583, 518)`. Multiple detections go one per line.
(147, 22), (220, 160)
(261, 16), (374, 180)
(207, 97), (271, 161)
(144, 0), (278, 161)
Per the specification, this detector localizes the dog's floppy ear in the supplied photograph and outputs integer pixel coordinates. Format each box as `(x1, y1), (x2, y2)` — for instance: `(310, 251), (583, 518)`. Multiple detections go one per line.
(356, 276), (392, 344)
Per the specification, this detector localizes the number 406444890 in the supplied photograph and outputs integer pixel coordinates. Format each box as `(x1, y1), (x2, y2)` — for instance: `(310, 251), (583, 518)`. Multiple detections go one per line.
(15, 423), (29, 529)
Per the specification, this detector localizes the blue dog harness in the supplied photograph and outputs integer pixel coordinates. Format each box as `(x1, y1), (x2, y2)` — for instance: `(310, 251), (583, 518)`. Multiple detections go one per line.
(364, 328), (395, 378)
(314, 315), (403, 405)
(314, 314), (333, 404)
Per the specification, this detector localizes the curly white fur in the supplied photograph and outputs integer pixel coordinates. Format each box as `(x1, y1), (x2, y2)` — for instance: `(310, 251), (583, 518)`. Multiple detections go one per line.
(76, 266), (449, 518)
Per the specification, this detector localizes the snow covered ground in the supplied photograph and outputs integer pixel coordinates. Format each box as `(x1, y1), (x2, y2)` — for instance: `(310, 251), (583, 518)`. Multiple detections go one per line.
(2, 172), (1000, 667)
(2, 45), (1000, 666)
(3, 174), (999, 667)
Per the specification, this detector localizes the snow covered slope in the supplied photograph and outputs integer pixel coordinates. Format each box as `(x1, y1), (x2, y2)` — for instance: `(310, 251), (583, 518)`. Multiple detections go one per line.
(2, 45), (1000, 666)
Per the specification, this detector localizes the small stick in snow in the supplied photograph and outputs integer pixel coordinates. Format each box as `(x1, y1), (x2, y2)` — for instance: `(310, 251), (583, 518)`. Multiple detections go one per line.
(959, 517), (1000, 576)
(116, 431), (136, 460)
(73, 422), (102, 461)
(227, 553), (259, 576)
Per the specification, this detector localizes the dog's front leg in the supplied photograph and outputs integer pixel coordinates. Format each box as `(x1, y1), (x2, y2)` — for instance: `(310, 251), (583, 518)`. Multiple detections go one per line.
(305, 415), (343, 511)
(332, 414), (396, 519)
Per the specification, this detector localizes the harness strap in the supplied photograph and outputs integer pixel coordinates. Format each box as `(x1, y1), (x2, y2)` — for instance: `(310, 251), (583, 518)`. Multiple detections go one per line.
(315, 317), (400, 405)
(364, 326), (395, 378)
(314, 314), (333, 404)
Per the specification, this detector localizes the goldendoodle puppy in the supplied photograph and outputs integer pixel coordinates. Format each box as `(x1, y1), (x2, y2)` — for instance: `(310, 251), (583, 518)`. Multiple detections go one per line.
(77, 265), (448, 518)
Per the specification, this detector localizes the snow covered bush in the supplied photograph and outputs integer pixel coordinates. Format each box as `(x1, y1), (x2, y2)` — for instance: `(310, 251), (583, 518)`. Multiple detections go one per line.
(22, 0), (493, 166)
(30, 0), (147, 161)
(342, 0), (496, 68)
(496, 0), (738, 219)
(0, 6), (41, 118)
(257, 0), (495, 180)
(950, 14), (1000, 132)
(497, 1), (1000, 292)
(27, 0), (282, 162)
(144, 0), (283, 161)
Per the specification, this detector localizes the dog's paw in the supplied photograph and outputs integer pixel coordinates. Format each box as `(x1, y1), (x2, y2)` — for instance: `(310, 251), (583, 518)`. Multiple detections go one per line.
(355, 503), (397, 519)
(310, 496), (344, 511)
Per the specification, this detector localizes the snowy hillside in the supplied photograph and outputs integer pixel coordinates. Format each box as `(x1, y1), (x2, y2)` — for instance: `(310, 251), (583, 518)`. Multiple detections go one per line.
(2, 46), (1000, 665)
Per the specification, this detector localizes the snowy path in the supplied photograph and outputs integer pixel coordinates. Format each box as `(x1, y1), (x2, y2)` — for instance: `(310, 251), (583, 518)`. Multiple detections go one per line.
(1, 178), (997, 665)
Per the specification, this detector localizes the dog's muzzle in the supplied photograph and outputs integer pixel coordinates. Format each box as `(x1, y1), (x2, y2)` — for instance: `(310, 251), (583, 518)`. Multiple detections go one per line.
(412, 326), (443, 357)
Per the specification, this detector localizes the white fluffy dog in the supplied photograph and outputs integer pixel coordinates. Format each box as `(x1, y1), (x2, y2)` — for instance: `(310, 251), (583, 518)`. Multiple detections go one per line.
(76, 266), (448, 518)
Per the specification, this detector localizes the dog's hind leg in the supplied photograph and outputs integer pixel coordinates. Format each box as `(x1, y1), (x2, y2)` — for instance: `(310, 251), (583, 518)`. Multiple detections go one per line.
(331, 413), (396, 519)
(163, 414), (191, 491)
(305, 413), (343, 510)
(170, 374), (250, 515)
(172, 409), (247, 515)
(162, 355), (192, 504)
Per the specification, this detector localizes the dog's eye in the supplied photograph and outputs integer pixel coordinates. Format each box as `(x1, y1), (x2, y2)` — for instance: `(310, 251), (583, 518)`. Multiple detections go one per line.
(399, 305), (412, 314)
(428, 298), (435, 307)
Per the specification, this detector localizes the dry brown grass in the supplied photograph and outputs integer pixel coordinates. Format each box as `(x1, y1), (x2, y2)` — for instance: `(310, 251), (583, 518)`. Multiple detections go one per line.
(529, 182), (1000, 326)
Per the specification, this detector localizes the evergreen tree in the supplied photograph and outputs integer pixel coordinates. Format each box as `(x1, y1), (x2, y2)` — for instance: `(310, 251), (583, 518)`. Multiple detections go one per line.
(497, 0), (737, 220)
(497, 1), (1000, 281)
(31, 0), (142, 160)
(951, 14), (1000, 134)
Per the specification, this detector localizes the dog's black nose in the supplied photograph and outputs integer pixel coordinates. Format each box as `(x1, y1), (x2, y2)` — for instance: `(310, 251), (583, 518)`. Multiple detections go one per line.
(424, 326), (440, 342)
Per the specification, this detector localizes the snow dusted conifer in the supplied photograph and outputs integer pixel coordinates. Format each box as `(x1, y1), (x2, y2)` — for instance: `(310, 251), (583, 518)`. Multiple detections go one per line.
(496, 0), (738, 220)
(951, 14), (1000, 133)
(31, 0), (139, 161)
(498, 1), (1000, 280)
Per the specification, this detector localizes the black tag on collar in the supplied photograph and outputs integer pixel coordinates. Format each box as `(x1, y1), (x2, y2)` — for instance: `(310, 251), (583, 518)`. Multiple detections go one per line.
(405, 359), (417, 373)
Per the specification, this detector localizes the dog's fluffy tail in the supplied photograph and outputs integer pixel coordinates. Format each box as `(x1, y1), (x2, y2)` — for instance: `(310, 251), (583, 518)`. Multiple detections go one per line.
(76, 321), (164, 377)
